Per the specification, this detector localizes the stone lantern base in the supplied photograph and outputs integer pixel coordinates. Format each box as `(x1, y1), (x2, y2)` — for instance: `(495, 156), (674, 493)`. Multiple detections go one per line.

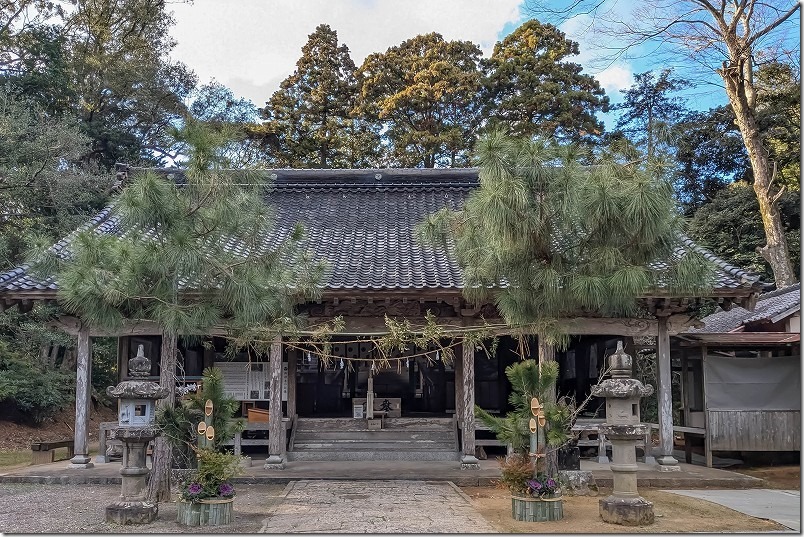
(105, 501), (158, 525)
(599, 496), (654, 526)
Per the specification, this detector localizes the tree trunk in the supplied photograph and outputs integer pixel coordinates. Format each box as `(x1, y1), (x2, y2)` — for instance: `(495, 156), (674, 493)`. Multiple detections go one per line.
(720, 52), (797, 288)
(537, 337), (558, 478)
(147, 331), (177, 503)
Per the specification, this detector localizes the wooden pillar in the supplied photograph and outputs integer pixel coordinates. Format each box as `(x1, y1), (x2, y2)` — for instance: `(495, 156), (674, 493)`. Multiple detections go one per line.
(460, 341), (478, 468)
(656, 315), (680, 470)
(701, 344), (713, 468)
(287, 349), (297, 419)
(68, 323), (93, 468)
(265, 337), (285, 468)
(538, 337), (559, 476)
(454, 352), (464, 425)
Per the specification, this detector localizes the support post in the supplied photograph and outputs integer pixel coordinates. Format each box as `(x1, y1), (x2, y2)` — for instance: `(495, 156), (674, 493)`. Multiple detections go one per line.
(538, 337), (559, 476)
(69, 323), (93, 468)
(655, 315), (679, 470)
(460, 341), (478, 468)
(265, 337), (285, 469)
(287, 349), (297, 420)
(701, 344), (713, 468)
(454, 352), (464, 425)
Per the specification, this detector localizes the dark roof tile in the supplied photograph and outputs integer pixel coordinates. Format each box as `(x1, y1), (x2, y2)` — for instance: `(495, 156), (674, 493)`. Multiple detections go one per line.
(0, 168), (762, 295)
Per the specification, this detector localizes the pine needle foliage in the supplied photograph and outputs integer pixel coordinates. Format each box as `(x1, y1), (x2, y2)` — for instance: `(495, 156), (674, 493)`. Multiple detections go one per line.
(158, 366), (245, 467)
(33, 122), (326, 336)
(476, 360), (571, 455)
(418, 131), (715, 344)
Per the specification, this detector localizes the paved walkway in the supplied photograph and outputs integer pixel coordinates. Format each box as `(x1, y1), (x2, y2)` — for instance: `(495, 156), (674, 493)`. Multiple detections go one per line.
(665, 489), (801, 532)
(258, 480), (497, 533)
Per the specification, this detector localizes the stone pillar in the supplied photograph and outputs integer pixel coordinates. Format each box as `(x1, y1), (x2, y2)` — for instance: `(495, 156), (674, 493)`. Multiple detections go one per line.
(593, 341), (655, 526)
(265, 337), (285, 469)
(287, 349), (297, 419)
(655, 315), (679, 470)
(69, 323), (93, 468)
(461, 342), (478, 469)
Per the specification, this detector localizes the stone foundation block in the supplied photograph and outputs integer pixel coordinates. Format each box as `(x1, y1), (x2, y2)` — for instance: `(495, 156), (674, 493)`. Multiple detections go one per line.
(599, 495), (654, 526)
(105, 501), (158, 525)
(558, 470), (598, 496)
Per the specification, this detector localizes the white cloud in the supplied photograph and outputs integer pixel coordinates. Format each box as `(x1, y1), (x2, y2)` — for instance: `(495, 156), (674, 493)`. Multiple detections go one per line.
(595, 65), (634, 99)
(168, 0), (523, 106)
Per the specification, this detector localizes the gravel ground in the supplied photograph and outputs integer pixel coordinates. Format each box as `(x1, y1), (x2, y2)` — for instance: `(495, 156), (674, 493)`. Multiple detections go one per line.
(0, 483), (286, 533)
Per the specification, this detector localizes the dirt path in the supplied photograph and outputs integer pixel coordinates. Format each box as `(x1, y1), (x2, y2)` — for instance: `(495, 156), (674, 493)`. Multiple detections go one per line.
(462, 486), (788, 533)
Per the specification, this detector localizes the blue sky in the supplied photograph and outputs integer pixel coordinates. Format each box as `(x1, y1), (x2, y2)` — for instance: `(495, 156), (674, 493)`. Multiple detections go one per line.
(167, 1), (800, 130)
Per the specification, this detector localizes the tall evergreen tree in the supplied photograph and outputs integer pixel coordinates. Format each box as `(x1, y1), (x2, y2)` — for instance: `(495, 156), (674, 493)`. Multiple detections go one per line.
(34, 125), (324, 501)
(481, 20), (609, 144)
(356, 32), (482, 168)
(673, 105), (748, 214)
(63, 0), (197, 168)
(689, 181), (800, 283)
(255, 24), (378, 168)
(418, 131), (713, 343)
(613, 69), (689, 162)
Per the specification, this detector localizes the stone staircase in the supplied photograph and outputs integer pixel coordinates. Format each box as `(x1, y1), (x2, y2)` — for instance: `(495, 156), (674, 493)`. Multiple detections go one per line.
(288, 417), (459, 461)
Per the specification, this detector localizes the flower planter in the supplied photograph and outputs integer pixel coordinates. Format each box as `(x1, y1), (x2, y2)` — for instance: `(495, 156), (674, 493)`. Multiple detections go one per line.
(511, 495), (564, 522)
(176, 498), (234, 526)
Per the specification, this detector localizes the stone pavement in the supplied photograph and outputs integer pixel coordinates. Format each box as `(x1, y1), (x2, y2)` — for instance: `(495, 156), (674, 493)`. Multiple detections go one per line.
(258, 480), (497, 533)
(0, 457), (764, 488)
(664, 489), (801, 532)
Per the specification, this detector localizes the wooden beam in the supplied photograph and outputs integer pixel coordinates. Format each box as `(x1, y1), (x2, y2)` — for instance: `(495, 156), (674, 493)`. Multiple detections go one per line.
(53, 312), (703, 339)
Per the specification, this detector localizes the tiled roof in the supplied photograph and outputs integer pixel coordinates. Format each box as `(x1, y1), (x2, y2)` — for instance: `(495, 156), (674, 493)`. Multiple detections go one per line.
(686, 283), (801, 333)
(0, 167), (763, 296)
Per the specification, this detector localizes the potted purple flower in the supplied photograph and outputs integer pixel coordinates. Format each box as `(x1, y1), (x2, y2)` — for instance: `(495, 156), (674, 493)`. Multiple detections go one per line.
(177, 448), (243, 526)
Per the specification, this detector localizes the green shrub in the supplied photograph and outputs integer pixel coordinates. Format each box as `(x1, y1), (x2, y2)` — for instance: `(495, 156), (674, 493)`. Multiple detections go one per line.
(0, 343), (73, 424)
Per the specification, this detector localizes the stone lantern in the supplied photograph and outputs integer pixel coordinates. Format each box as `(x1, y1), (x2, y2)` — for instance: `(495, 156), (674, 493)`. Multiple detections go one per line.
(105, 344), (169, 525)
(591, 341), (655, 526)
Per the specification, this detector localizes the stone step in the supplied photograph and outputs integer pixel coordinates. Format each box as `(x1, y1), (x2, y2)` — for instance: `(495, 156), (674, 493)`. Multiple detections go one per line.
(293, 441), (456, 451)
(287, 450), (459, 461)
(294, 417), (455, 432)
(293, 431), (456, 441)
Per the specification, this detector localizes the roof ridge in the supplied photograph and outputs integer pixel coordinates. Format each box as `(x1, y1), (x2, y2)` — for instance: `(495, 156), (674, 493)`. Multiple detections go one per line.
(678, 234), (762, 285)
(759, 282), (801, 300)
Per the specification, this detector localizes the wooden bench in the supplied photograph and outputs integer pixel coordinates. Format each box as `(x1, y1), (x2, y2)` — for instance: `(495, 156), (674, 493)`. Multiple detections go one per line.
(573, 419), (655, 464)
(473, 418), (514, 455)
(222, 418), (291, 457)
(646, 423), (707, 465)
(31, 440), (74, 465)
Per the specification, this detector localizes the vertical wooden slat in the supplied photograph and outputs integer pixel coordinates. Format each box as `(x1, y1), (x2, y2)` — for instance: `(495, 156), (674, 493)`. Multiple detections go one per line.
(287, 348), (297, 419)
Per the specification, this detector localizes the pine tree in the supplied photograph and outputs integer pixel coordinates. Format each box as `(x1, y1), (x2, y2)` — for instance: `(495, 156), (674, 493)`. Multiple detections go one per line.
(481, 20), (609, 144)
(613, 69), (689, 162)
(255, 24), (379, 168)
(35, 124), (324, 501)
(418, 131), (714, 345)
